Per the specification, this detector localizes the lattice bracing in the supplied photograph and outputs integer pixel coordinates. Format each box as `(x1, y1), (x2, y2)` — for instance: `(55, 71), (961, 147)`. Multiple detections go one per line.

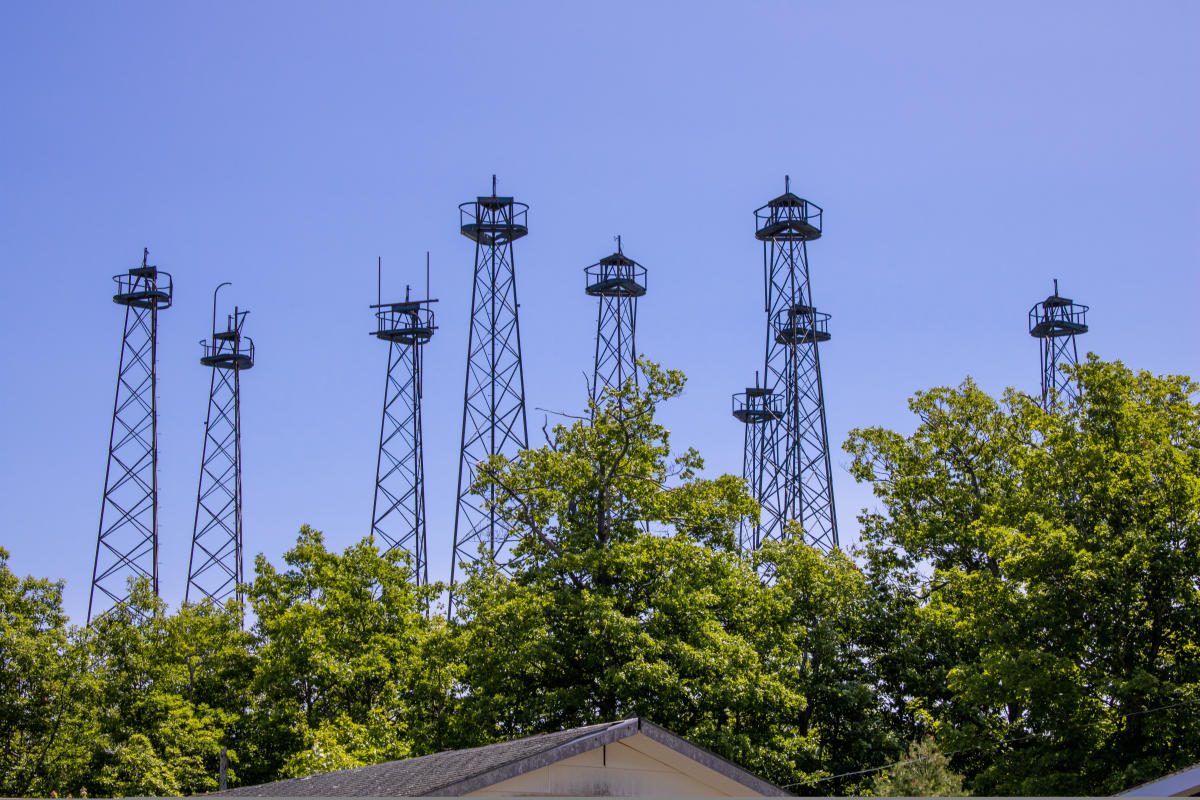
(89, 250), (172, 624)
(1029, 280), (1088, 411)
(450, 179), (530, 608)
(586, 238), (647, 404)
(371, 295), (435, 585)
(187, 292), (253, 609)
(747, 178), (838, 552)
(732, 383), (783, 550)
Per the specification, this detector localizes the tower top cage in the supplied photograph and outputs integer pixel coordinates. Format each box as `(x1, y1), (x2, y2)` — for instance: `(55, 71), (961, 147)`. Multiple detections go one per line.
(585, 237), (647, 298)
(755, 176), (822, 241)
(200, 285), (254, 370)
(1029, 280), (1088, 339)
(460, 175), (528, 245)
(113, 248), (173, 309)
(773, 303), (831, 345)
(372, 294), (437, 346)
(732, 385), (784, 423)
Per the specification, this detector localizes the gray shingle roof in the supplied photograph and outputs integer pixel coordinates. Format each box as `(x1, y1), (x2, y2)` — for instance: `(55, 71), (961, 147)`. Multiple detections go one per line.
(215, 718), (789, 797)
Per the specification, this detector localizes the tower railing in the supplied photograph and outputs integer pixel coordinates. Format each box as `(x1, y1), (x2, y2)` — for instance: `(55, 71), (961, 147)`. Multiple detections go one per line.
(375, 304), (436, 344)
(459, 199), (529, 244)
(773, 305), (831, 344)
(1029, 300), (1088, 337)
(732, 387), (784, 422)
(755, 197), (823, 241)
(585, 257), (647, 298)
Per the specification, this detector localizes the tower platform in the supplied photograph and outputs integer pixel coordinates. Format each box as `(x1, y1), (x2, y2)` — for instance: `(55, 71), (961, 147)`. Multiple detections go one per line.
(585, 251), (647, 297)
(732, 386), (784, 423)
(112, 266), (172, 309)
(373, 302), (436, 345)
(773, 304), (831, 344)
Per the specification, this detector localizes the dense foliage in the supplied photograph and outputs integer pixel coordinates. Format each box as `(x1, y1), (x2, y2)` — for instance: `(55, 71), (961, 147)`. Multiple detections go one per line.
(1, 357), (1196, 796)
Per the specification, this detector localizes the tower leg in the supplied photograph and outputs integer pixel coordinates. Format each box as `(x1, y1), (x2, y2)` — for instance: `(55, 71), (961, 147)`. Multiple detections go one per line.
(450, 186), (529, 614)
(90, 268), (168, 624)
(371, 336), (428, 584)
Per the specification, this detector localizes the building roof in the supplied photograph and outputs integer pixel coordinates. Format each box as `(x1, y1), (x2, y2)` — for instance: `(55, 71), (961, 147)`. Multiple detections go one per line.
(1120, 761), (1200, 796)
(217, 717), (789, 797)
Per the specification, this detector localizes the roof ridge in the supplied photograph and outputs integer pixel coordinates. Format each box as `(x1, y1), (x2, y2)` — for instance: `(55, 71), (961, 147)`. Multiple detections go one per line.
(422, 719), (637, 796)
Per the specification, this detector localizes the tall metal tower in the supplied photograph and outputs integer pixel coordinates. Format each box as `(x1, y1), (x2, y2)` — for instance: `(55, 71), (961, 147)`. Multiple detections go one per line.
(186, 284), (254, 608)
(89, 249), (173, 624)
(741, 176), (838, 552)
(731, 374), (782, 551)
(370, 257), (436, 585)
(585, 236), (647, 404)
(1029, 280), (1088, 410)
(450, 177), (529, 606)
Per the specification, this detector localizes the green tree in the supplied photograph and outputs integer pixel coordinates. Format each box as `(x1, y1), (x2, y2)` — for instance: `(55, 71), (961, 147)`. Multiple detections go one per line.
(871, 737), (965, 796)
(451, 362), (898, 791)
(0, 548), (94, 797)
(847, 358), (1200, 794)
(245, 527), (448, 781)
(83, 582), (242, 797)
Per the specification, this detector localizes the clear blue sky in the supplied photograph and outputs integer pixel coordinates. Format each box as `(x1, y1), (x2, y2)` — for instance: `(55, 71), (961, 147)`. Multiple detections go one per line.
(2, 2), (1196, 623)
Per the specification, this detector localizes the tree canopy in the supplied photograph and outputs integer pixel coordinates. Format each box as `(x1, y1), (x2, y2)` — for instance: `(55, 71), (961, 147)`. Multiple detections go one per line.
(1, 357), (1197, 796)
(847, 357), (1200, 794)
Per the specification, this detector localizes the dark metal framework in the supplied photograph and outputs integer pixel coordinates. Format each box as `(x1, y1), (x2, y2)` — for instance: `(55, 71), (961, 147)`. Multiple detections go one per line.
(89, 249), (172, 624)
(585, 236), (647, 404)
(186, 284), (254, 608)
(1029, 280), (1088, 410)
(735, 177), (838, 552)
(732, 377), (783, 551)
(370, 273), (436, 585)
(450, 177), (529, 608)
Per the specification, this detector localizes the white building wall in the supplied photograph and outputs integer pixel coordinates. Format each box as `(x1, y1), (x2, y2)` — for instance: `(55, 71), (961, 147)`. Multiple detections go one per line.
(464, 734), (767, 797)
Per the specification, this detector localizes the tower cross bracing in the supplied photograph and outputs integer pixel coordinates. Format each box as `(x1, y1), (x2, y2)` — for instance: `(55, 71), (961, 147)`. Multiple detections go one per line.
(1029, 279), (1088, 411)
(186, 286), (254, 609)
(89, 249), (172, 624)
(450, 177), (529, 610)
(739, 178), (838, 552)
(370, 278), (436, 586)
(586, 236), (647, 404)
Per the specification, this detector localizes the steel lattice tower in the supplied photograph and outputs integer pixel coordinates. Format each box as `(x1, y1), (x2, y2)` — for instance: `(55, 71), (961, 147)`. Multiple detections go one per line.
(732, 375), (783, 551)
(586, 236), (647, 404)
(370, 262), (436, 585)
(186, 284), (254, 608)
(1029, 280), (1088, 410)
(740, 177), (838, 552)
(89, 249), (173, 624)
(450, 177), (529, 607)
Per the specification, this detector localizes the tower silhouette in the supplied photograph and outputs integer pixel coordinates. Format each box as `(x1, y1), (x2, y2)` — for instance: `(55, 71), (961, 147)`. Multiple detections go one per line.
(370, 258), (436, 585)
(450, 177), (529, 611)
(186, 284), (254, 609)
(1029, 279), (1088, 410)
(585, 236), (646, 404)
(732, 374), (783, 551)
(738, 177), (838, 552)
(89, 249), (172, 623)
